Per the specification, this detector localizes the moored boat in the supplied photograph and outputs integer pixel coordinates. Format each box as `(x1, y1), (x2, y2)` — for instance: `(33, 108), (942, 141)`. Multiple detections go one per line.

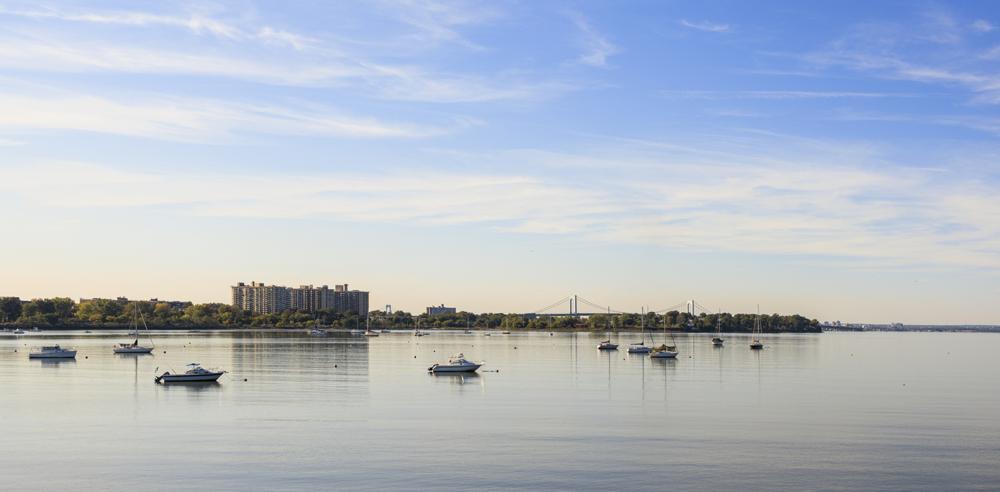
(114, 303), (154, 354)
(428, 353), (482, 373)
(155, 363), (225, 383)
(29, 345), (77, 359)
(750, 305), (764, 349)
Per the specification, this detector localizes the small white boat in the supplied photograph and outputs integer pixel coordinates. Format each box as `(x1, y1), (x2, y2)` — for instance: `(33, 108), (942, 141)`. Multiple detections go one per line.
(627, 342), (651, 354)
(628, 307), (652, 353)
(309, 328), (327, 336)
(115, 303), (154, 354)
(650, 344), (678, 359)
(363, 330), (379, 337)
(114, 342), (154, 354)
(155, 363), (225, 383)
(750, 306), (764, 350)
(428, 353), (482, 373)
(29, 345), (77, 359)
(712, 310), (724, 346)
(13, 328), (25, 335)
(598, 340), (618, 350)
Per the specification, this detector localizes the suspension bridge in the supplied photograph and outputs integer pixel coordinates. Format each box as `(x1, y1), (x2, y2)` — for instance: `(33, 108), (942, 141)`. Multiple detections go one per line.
(527, 294), (718, 318)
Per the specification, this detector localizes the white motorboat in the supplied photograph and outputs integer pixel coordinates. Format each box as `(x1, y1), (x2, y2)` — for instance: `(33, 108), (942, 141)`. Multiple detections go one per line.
(309, 328), (327, 336)
(114, 303), (154, 354)
(13, 328), (25, 335)
(155, 363), (225, 383)
(363, 330), (379, 337)
(29, 345), (77, 359)
(428, 353), (482, 373)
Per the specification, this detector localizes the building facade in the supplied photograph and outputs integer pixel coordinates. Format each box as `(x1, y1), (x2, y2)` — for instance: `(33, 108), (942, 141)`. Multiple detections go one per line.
(232, 282), (369, 315)
(426, 304), (457, 316)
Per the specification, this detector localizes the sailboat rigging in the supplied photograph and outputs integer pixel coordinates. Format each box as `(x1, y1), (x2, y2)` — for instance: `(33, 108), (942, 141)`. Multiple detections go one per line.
(114, 303), (154, 354)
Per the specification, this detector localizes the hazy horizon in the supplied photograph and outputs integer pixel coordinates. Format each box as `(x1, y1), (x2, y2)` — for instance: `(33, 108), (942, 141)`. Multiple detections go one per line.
(3, 1), (1000, 324)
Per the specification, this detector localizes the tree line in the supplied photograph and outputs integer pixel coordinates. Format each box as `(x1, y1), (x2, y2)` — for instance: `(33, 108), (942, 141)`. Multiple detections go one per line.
(0, 296), (820, 332)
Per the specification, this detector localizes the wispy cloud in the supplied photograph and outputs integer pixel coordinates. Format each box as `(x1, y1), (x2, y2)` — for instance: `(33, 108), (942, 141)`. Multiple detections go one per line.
(375, 0), (503, 49)
(661, 90), (913, 100)
(0, 4), (569, 104)
(6, 132), (999, 271)
(569, 13), (618, 68)
(679, 19), (730, 33)
(0, 5), (313, 49)
(971, 19), (995, 33)
(0, 89), (461, 141)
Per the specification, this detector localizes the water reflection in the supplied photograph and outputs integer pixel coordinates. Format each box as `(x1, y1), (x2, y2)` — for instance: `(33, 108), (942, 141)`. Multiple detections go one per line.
(36, 359), (76, 366)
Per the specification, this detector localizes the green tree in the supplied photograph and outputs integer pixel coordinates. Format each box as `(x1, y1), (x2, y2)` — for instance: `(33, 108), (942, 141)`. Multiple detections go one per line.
(0, 297), (21, 323)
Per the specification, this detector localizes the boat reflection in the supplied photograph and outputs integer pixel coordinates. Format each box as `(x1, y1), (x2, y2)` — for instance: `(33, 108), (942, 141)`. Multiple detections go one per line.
(429, 372), (481, 385)
(36, 359), (76, 366)
(157, 381), (221, 391)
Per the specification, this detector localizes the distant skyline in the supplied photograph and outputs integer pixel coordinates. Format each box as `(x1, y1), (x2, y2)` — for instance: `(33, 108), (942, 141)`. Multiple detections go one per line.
(2, 1), (1000, 324)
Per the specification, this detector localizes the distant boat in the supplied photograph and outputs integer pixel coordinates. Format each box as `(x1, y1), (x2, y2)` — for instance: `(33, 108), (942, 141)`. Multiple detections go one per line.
(29, 345), (77, 359)
(651, 314), (678, 359)
(500, 330), (511, 335)
(628, 307), (652, 354)
(309, 328), (327, 336)
(428, 353), (482, 373)
(750, 306), (764, 350)
(155, 363), (225, 383)
(13, 328), (25, 335)
(712, 310), (724, 346)
(362, 316), (379, 336)
(114, 303), (154, 354)
(597, 308), (618, 350)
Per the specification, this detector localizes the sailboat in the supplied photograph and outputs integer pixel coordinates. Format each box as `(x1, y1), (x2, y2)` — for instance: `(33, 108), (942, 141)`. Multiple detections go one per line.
(628, 308), (651, 354)
(114, 303), (154, 354)
(414, 319), (426, 337)
(363, 314), (379, 336)
(597, 308), (618, 350)
(750, 306), (764, 349)
(712, 310), (724, 346)
(651, 311), (678, 359)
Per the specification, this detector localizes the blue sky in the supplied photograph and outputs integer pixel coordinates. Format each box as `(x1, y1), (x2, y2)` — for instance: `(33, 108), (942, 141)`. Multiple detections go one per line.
(2, 0), (999, 323)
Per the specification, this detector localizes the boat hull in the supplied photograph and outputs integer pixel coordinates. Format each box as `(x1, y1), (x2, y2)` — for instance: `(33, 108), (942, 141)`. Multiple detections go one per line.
(114, 347), (153, 354)
(650, 351), (678, 359)
(156, 372), (224, 383)
(428, 364), (481, 373)
(597, 344), (618, 350)
(29, 351), (76, 359)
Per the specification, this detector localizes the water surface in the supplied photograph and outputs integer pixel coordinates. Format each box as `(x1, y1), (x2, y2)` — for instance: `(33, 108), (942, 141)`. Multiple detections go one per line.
(1, 331), (997, 491)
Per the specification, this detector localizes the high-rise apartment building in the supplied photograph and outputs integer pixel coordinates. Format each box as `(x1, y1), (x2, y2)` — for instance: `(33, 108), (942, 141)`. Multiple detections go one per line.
(232, 282), (369, 315)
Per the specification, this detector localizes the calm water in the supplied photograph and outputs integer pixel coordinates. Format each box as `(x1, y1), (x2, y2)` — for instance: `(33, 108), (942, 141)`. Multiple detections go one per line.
(1, 330), (998, 491)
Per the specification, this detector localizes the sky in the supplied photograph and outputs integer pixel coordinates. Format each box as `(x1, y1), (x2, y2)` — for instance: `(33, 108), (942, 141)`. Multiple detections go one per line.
(1, 0), (999, 324)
